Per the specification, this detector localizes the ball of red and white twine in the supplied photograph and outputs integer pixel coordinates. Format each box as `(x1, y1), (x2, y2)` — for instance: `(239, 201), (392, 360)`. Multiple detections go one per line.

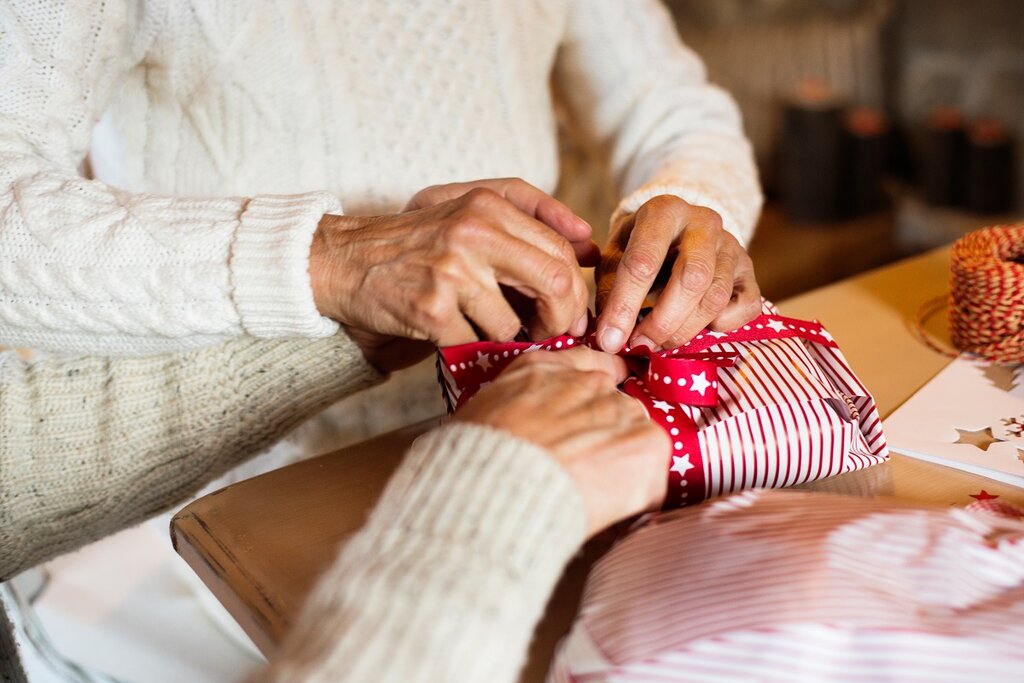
(949, 224), (1024, 363)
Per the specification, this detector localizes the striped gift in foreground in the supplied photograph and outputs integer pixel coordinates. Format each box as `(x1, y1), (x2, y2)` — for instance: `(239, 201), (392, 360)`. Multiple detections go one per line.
(438, 301), (887, 507)
(548, 490), (1024, 682)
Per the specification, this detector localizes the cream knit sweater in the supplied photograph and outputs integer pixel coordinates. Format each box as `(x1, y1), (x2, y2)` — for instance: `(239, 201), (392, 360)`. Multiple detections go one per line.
(0, 338), (585, 682)
(0, 0), (761, 355)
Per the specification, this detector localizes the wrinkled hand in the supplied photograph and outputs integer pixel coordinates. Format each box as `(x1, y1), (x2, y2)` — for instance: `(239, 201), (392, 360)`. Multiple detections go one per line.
(596, 195), (760, 353)
(311, 188), (591, 372)
(455, 347), (670, 537)
(404, 178), (600, 266)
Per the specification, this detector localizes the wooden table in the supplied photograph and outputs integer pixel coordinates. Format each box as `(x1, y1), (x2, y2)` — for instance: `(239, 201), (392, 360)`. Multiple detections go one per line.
(171, 246), (1024, 680)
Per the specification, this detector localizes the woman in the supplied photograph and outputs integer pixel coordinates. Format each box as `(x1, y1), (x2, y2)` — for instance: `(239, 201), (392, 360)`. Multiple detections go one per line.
(0, 0), (762, 357)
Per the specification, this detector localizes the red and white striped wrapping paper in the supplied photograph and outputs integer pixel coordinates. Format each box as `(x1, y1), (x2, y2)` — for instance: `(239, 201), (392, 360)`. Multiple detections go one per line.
(437, 301), (888, 507)
(548, 490), (1024, 683)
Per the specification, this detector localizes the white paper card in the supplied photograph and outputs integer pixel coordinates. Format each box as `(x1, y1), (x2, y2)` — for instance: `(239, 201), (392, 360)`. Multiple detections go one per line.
(883, 356), (1024, 488)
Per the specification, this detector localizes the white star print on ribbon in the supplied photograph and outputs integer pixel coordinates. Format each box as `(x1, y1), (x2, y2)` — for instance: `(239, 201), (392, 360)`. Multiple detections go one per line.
(651, 400), (674, 414)
(689, 371), (712, 396)
(670, 454), (695, 476)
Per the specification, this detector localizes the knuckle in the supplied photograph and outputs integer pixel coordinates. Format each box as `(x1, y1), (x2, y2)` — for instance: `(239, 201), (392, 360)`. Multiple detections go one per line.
(433, 253), (465, 281)
(509, 365), (547, 395)
(582, 369), (612, 388)
(683, 260), (714, 290)
(691, 206), (723, 229)
(643, 314), (676, 343)
(417, 292), (453, 330)
(541, 260), (574, 298)
(644, 194), (687, 214)
(463, 187), (502, 211)
(704, 281), (733, 309)
(665, 334), (687, 350)
(621, 248), (662, 282)
(446, 215), (491, 243)
(605, 297), (637, 327)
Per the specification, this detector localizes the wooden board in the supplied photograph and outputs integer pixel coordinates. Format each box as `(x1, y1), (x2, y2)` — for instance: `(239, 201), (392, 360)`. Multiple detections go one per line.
(172, 246), (1024, 680)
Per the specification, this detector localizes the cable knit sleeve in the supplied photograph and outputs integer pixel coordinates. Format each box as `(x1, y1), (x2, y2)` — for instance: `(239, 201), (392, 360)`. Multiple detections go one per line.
(0, 331), (381, 580)
(0, 0), (340, 355)
(555, 0), (763, 245)
(260, 423), (587, 683)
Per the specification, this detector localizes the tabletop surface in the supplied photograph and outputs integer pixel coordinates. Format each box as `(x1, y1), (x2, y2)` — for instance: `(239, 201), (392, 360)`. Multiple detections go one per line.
(171, 246), (1024, 680)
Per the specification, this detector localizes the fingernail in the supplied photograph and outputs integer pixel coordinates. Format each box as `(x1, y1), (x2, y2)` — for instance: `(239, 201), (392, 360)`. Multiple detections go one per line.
(571, 314), (589, 337)
(599, 327), (625, 353)
(631, 334), (658, 352)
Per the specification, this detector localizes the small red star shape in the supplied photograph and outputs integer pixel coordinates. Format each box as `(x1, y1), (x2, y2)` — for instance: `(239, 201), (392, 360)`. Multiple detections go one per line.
(969, 490), (1000, 501)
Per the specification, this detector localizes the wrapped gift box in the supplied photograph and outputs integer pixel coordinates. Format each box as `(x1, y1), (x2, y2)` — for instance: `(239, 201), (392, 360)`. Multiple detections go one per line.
(438, 301), (887, 507)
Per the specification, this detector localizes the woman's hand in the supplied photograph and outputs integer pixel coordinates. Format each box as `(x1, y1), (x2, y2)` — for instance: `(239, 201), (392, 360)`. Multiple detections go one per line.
(595, 195), (761, 353)
(454, 347), (669, 537)
(404, 178), (600, 266)
(311, 188), (591, 367)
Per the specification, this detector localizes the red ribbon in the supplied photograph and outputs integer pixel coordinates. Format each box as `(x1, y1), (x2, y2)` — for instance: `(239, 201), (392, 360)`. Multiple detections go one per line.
(437, 312), (838, 508)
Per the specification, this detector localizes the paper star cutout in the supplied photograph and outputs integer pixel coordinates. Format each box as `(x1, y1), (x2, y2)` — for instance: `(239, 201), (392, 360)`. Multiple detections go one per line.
(983, 365), (1021, 392)
(766, 318), (786, 333)
(670, 454), (695, 477)
(954, 427), (1005, 451)
(706, 331), (728, 339)
(689, 371), (712, 396)
(970, 490), (1000, 501)
(475, 351), (492, 372)
(651, 399), (674, 414)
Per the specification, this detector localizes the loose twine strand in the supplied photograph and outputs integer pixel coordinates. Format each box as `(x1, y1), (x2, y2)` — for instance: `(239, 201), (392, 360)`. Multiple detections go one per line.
(920, 224), (1024, 364)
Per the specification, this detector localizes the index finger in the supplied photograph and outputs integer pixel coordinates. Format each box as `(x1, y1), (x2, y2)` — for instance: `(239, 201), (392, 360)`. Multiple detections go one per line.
(410, 178), (595, 246)
(595, 204), (681, 352)
(631, 221), (720, 348)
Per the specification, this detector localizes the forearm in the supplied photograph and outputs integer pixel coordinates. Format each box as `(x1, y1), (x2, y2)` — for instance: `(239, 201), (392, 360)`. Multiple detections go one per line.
(260, 424), (586, 683)
(0, 156), (342, 354)
(0, 1), (340, 354)
(0, 332), (381, 579)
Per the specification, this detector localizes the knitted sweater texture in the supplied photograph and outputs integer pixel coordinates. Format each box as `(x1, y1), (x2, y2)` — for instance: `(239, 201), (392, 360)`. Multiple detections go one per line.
(0, 0), (761, 355)
(0, 339), (585, 682)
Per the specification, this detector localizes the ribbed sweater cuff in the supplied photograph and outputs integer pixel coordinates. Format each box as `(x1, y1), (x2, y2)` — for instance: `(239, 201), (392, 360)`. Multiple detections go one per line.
(231, 192), (343, 338)
(264, 423), (586, 683)
(612, 183), (750, 247)
(187, 331), (383, 457)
